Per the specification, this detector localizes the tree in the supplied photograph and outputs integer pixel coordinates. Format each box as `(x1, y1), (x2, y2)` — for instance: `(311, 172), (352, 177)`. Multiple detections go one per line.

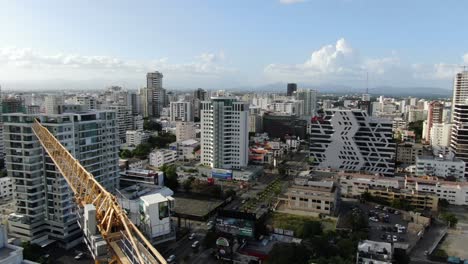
(269, 243), (311, 264)
(302, 221), (323, 238)
(148, 133), (176, 148)
(183, 177), (194, 192)
(438, 198), (450, 208)
(143, 119), (162, 131)
(441, 213), (458, 228)
(132, 143), (152, 158)
(161, 164), (179, 191)
(408, 120), (424, 142)
(119, 149), (133, 159)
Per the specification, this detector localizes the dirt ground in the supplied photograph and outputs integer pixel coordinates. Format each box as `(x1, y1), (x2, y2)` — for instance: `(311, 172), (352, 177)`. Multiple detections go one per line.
(440, 205), (468, 259)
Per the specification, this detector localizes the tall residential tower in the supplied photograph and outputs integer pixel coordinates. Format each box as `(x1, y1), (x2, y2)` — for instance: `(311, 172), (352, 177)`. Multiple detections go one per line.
(5, 111), (120, 248)
(200, 97), (249, 169)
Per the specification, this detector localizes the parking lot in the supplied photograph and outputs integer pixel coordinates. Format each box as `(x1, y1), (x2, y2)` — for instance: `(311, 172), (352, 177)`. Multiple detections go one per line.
(363, 204), (409, 244)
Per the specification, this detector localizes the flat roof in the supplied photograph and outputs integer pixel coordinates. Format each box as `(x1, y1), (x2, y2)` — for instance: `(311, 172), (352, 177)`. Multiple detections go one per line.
(140, 193), (167, 204)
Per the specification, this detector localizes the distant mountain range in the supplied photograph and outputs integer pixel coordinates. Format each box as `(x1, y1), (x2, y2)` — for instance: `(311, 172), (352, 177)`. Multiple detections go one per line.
(233, 82), (452, 98)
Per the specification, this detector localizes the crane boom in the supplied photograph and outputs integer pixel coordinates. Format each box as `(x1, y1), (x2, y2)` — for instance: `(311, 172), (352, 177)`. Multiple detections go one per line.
(31, 119), (167, 264)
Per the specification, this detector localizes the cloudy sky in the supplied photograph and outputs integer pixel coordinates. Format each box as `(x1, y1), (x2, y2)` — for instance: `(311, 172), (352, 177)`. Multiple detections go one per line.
(0, 0), (467, 91)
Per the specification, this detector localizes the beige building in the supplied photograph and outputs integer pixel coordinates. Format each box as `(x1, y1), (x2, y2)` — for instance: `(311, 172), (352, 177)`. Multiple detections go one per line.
(396, 143), (429, 165)
(175, 121), (197, 142)
(283, 178), (339, 215)
(367, 188), (438, 211)
(336, 172), (400, 198)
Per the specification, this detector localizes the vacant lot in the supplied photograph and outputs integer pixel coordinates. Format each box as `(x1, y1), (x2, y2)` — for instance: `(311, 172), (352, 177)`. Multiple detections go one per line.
(269, 212), (336, 238)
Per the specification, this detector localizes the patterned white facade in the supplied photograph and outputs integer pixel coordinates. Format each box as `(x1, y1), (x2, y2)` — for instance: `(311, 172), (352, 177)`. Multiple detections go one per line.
(201, 97), (249, 169)
(309, 109), (396, 176)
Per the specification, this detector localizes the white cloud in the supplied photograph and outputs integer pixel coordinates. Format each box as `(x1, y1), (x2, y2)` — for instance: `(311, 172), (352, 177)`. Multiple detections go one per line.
(279, 0), (306, 4)
(0, 47), (234, 79)
(264, 38), (466, 86)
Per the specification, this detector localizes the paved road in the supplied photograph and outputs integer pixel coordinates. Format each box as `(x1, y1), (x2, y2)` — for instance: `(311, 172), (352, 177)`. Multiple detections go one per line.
(410, 221), (446, 264)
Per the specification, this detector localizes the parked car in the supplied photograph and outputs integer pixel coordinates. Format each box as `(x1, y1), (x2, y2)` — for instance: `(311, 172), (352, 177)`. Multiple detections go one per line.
(192, 241), (200, 248)
(189, 233), (196, 240)
(392, 235), (398, 242)
(167, 255), (176, 263)
(74, 253), (84, 260)
(369, 217), (379, 222)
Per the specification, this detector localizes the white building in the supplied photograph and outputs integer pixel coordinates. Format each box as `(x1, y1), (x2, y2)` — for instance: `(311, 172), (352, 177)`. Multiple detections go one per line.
(0, 177), (13, 200)
(270, 100), (304, 116)
(170, 101), (193, 122)
(415, 155), (465, 180)
(248, 106), (263, 133)
(451, 104), (468, 178)
(337, 172), (400, 198)
(405, 176), (468, 206)
(105, 104), (133, 143)
(430, 123), (452, 147)
(357, 240), (393, 264)
(0, 225), (37, 264)
(451, 71), (468, 121)
(175, 122), (197, 142)
(171, 139), (199, 161)
(201, 97), (249, 169)
(5, 111), (119, 248)
(309, 109), (396, 177)
(294, 89), (317, 117)
(116, 185), (175, 244)
(149, 149), (177, 168)
(126, 130), (152, 146)
(44, 95), (64, 114)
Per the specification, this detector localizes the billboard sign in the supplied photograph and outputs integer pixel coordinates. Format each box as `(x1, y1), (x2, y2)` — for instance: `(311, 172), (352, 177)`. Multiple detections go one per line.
(215, 210), (256, 238)
(211, 168), (233, 180)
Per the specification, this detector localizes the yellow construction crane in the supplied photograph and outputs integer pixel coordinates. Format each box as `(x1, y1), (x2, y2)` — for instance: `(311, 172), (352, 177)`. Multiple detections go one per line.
(31, 119), (167, 264)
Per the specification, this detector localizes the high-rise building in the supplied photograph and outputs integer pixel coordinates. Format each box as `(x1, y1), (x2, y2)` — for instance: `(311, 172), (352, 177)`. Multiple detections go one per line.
(143, 72), (166, 118)
(309, 109), (396, 176)
(44, 95), (64, 114)
(5, 111), (119, 248)
(263, 113), (307, 139)
(450, 104), (468, 178)
(423, 101), (444, 142)
(201, 97), (249, 169)
(193, 88), (208, 120)
(170, 101), (193, 122)
(193, 88), (207, 101)
(105, 104), (133, 143)
(286, 83), (297, 96)
(294, 89), (318, 117)
(452, 71), (468, 113)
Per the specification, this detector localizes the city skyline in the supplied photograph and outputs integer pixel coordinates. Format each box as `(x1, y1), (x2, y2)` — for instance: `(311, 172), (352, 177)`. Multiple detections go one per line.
(1, 0), (468, 91)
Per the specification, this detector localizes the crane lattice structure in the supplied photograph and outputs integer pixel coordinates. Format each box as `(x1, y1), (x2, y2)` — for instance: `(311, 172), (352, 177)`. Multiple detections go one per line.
(31, 119), (167, 264)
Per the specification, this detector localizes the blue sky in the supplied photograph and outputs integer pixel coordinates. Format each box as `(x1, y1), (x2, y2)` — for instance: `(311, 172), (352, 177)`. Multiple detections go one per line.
(0, 0), (467, 90)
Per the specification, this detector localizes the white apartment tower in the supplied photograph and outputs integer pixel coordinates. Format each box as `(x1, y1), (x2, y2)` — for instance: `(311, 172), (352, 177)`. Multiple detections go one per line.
(295, 89), (318, 117)
(452, 71), (468, 111)
(201, 97), (249, 169)
(5, 111), (120, 248)
(170, 101), (193, 122)
(309, 109), (396, 176)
